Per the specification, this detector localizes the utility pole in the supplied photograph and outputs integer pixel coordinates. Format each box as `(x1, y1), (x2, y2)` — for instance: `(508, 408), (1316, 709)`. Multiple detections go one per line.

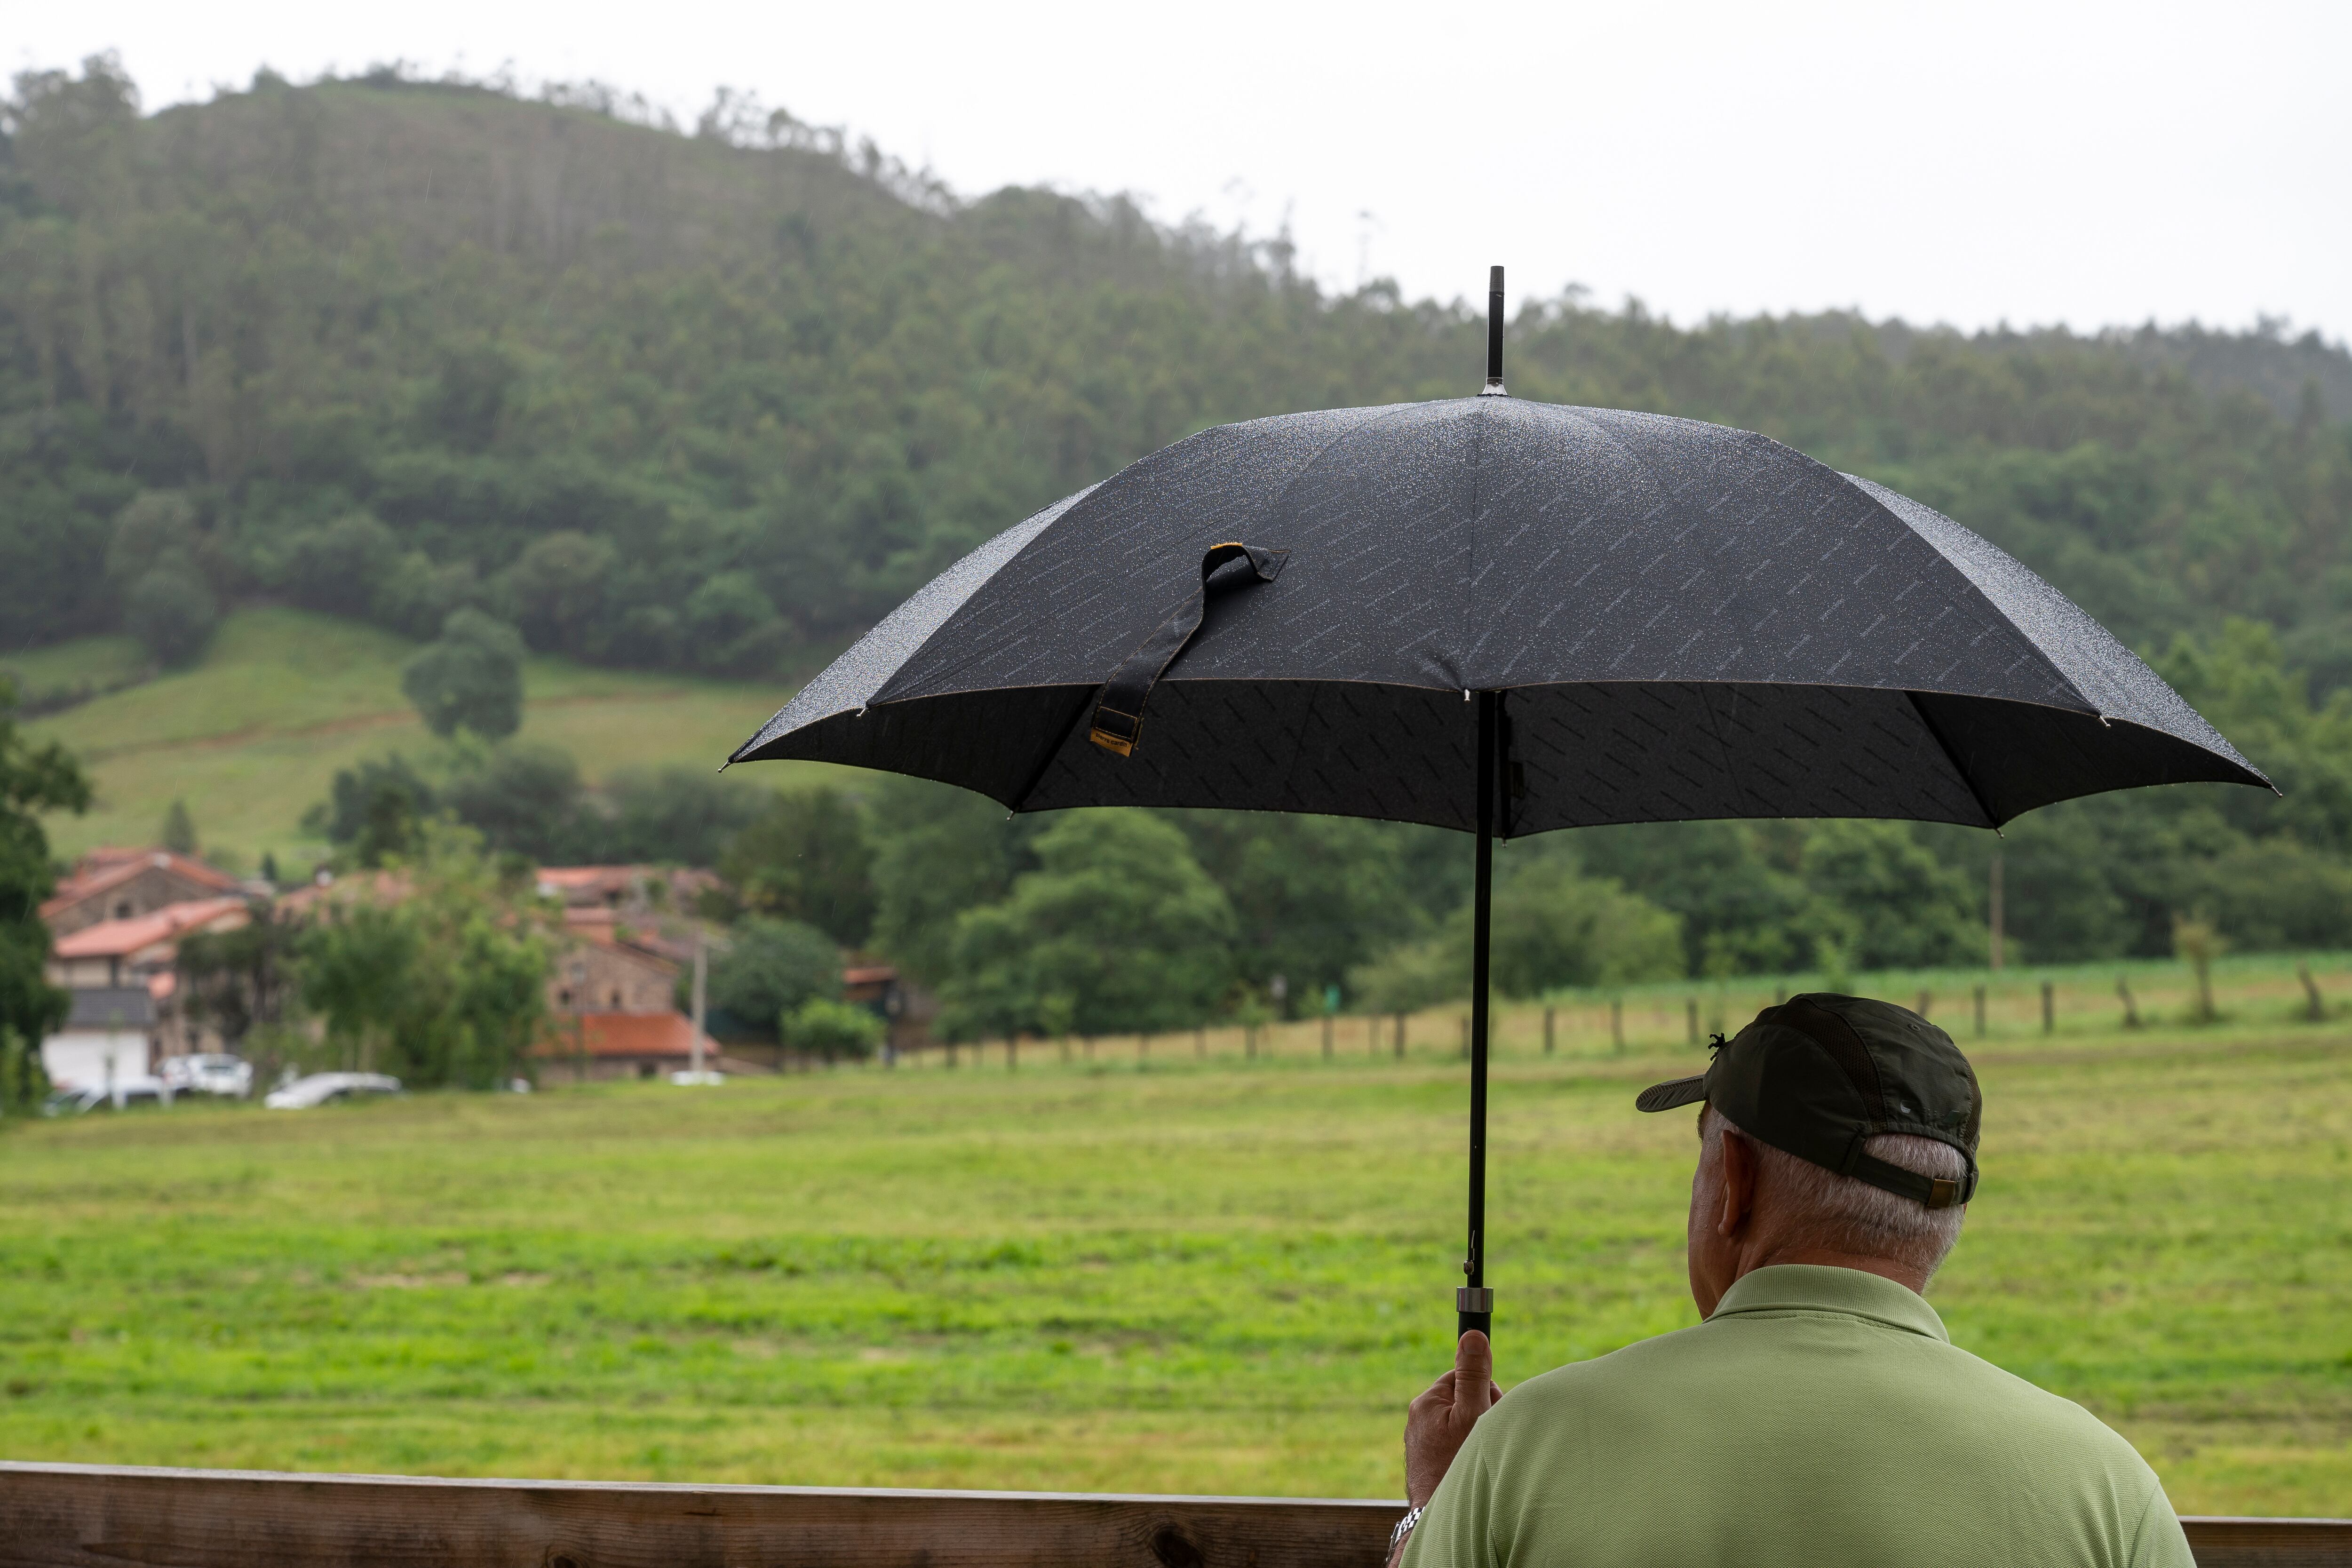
(689, 931), (708, 1079)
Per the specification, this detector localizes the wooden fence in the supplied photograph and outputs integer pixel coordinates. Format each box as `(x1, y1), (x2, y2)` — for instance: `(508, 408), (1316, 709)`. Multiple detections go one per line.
(3, 1464), (2348, 1566)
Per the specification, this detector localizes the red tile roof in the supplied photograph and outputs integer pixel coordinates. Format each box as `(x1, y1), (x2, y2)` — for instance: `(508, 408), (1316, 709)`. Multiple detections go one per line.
(536, 1011), (699, 1059)
(51, 897), (250, 960)
(41, 850), (242, 920)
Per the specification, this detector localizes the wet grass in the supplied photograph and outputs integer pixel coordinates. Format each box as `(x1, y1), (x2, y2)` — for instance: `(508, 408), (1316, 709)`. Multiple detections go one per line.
(0, 1006), (2345, 1512)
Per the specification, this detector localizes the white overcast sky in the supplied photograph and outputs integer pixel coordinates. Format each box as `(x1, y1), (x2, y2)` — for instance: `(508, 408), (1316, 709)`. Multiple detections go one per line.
(15, 0), (2350, 341)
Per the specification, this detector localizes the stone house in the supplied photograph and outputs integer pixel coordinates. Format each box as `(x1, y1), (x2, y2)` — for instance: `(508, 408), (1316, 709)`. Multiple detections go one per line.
(41, 850), (247, 937)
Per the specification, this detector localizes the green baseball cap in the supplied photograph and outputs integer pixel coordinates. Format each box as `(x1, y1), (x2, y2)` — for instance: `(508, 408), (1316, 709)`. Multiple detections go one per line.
(1636, 993), (1982, 1210)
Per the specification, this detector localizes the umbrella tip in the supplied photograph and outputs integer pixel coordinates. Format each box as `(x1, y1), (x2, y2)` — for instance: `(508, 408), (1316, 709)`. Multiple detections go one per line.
(1481, 264), (1508, 397)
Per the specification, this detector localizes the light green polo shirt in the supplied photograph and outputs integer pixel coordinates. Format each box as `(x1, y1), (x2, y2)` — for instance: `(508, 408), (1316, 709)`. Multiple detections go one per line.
(1402, 1264), (2191, 1568)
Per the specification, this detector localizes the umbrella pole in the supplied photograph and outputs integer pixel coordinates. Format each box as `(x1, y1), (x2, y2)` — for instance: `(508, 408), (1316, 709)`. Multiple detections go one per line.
(1459, 692), (1497, 1342)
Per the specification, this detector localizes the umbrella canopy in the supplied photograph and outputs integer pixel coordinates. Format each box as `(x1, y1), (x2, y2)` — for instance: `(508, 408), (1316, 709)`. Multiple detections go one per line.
(731, 274), (2268, 1341)
(731, 401), (2263, 829)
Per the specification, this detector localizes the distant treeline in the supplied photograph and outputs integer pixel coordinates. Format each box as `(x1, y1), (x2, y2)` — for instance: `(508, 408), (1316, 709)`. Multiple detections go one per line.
(300, 611), (2352, 1038)
(4, 60), (2351, 687)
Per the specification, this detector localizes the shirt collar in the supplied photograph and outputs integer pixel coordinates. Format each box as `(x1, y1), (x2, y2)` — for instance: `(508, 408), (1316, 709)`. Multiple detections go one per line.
(1707, 1264), (1949, 1342)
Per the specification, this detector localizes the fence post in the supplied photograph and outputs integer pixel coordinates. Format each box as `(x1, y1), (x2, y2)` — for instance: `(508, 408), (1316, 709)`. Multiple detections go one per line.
(2117, 976), (2139, 1028)
(1610, 998), (1624, 1054)
(1245, 1025), (1256, 1060)
(1915, 988), (1932, 1021)
(946, 1040), (958, 1069)
(2041, 980), (2055, 1034)
(1972, 985), (1986, 1038)
(1394, 1012), (1406, 1059)
(2298, 960), (2325, 1021)
(1543, 1006), (1556, 1056)
(1459, 1015), (1470, 1059)
(1686, 998), (1700, 1047)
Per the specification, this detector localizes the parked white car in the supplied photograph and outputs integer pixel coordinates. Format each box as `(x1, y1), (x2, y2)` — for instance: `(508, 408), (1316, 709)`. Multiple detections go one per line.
(263, 1072), (403, 1110)
(44, 1075), (175, 1114)
(161, 1053), (254, 1098)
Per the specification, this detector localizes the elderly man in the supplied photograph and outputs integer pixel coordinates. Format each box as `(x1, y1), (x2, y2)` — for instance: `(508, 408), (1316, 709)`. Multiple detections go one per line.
(1390, 993), (2193, 1568)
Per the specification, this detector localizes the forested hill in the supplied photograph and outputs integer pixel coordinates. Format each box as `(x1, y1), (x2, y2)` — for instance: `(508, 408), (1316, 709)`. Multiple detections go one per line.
(5, 58), (2351, 694)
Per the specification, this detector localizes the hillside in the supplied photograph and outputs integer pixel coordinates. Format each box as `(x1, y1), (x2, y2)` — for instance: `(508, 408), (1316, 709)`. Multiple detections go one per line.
(8, 608), (818, 867)
(4, 60), (2351, 691)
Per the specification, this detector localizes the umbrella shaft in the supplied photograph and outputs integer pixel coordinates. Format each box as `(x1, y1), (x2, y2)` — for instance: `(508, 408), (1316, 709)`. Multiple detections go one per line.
(1460, 691), (1496, 1342)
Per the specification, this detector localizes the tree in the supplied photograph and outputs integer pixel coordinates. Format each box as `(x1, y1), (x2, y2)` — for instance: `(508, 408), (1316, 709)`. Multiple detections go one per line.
(683, 571), (792, 675)
(1349, 849), (1684, 1012)
(721, 786), (877, 945)
(598, 765), (767, 867)
(402, 609), (525, 740)
(441, 741), (588, 863)
(125, 565), (219, 666)
(0, 677), (92, 1076)
(939, 810), (1236, 1039)
(1173, 812), (1421, 1014)
(1800, 822), (1984, 971)
(294, 825), (555, 1088)
(868, 776), (1036, 985)
(501, 532), (616, 659)
(177, 915), (295, 1047)
(302, 754), (438, 868)
(705, 917), (840, 1042)
(285, 514), (401, 616)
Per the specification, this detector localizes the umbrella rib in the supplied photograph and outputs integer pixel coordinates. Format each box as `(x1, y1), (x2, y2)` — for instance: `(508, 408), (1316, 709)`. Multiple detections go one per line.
(1903, 691), (2002, 830)
(1007, 688), (1098, 813)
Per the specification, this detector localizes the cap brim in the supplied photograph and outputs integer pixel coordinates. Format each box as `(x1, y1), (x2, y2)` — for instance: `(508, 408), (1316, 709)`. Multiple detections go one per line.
(1635, 1075), (1707, 1113)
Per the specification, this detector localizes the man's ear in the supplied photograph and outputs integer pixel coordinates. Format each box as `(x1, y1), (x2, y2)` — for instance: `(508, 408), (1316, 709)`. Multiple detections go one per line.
(1716, 1126), (1758, 1239)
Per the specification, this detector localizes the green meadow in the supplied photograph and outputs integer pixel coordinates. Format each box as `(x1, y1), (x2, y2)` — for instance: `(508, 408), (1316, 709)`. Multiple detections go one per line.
(0, 973), (2345, 1515)
(5, 608), (832, 868)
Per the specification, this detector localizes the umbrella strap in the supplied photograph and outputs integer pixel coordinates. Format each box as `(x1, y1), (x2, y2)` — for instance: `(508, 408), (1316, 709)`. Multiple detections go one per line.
(1089, 541), (1288, 756)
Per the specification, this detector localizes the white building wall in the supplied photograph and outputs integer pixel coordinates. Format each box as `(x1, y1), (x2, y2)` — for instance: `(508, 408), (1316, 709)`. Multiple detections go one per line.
(41, 1030), (151, 1092)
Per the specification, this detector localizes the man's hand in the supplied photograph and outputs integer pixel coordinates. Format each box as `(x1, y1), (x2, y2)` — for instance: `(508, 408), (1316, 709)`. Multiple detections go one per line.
(1403, 1330), (1501, 1509)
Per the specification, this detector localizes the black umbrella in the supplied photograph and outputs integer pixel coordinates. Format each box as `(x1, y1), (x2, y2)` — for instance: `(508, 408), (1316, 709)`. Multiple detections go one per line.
(731, 268), (2268, 1342)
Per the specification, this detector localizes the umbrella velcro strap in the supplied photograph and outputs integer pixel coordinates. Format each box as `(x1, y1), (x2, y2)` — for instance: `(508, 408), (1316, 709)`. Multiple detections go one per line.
(1089, 541), (1288, 757)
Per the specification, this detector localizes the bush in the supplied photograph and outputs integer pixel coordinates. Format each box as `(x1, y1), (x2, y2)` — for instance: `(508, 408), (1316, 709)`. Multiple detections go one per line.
(402, 608), (525, 739)
(125, 564), (219, 666)
(780, 996), (883, 1059)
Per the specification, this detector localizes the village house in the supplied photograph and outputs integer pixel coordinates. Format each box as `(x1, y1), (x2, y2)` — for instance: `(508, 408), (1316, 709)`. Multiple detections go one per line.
(40, 849), (249, 937)
(533, 867), (716, 1082)
(37, 850), (258, 1088)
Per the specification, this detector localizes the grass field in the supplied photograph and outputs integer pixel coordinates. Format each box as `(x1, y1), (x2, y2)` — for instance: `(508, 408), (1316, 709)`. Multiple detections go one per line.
(1, 973), (2345, 1514)
(7, 609), (840, 868)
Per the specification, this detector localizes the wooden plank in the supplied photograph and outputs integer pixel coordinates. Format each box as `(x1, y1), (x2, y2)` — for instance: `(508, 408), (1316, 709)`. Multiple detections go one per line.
(0, 1464), (2345, 1567)
(2184, 1516), (2352, 1568)
(0, 1465), (1402, 1568)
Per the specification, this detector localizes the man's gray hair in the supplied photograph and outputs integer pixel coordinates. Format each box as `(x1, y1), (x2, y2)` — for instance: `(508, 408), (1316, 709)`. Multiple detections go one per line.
(1700, 1105), (1967, 1281)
